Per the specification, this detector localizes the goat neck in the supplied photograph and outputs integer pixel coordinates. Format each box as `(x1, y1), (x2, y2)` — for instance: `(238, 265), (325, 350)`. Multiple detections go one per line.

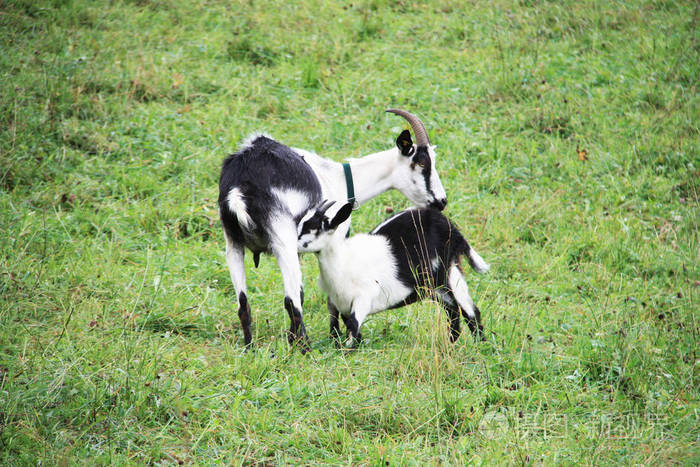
(344, 148), (397, 205)
(299, 146), (400, 206)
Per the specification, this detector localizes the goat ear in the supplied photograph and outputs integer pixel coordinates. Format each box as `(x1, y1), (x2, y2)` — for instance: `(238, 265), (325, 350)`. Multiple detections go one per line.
(396, 129), (414, 156)
(329, 202), (353, 230)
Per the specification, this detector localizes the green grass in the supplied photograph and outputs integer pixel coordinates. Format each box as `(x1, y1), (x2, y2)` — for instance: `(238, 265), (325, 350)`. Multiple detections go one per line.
(1, 0), (698, 464)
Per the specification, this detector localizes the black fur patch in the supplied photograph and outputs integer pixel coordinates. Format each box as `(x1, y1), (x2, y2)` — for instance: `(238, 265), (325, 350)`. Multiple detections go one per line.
(372, 208), (469, 290)
(238, 291), (252, 345)
(412, 145), (434, 199)
(341, 313), (361, 344)
(396, 130), (414, 156)
(219, 135), (323, 251)
(368, 208), (484, 338)
(298, 211), (328, 237)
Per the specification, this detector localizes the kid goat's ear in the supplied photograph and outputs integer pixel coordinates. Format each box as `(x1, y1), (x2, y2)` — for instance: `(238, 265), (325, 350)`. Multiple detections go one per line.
(329, 202), (353, 229)
(395, 129), (414, 156)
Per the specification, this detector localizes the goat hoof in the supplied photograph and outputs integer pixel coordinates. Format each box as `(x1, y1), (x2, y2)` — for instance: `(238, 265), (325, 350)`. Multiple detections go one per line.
(344, 335), (361, 350)
(287, 331), (312, 353)
(331, 333), (343, 348)
(241, 338), (254, 352)
(296, 337), (312, 354)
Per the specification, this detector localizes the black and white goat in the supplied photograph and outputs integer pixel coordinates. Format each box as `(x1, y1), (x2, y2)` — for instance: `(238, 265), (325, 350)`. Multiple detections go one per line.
(218, 110), (447, 351)
(297, 202), (490, 347)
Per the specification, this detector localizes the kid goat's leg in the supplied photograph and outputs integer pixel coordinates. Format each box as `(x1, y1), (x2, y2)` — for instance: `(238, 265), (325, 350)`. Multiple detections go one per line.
(270, 220), (309, 352)
(438, 291), (463, 342)
(342, 298), (371, 348)
(340, 313), (361, 348)
(224, 231), (252, 347)
(447, 263), (484, 338)
(329, 299), (342, 344)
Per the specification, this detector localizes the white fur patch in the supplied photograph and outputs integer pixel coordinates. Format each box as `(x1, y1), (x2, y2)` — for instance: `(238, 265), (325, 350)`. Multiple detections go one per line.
(431, 256), (441, 272)
(272, 187), (311, 219)
(448, 263), (475, 318)
(317, 234), (412, 320)
(427, 146), (447, 202)
(223, 230), (247, 295)
(469, 249), (490, 273)
(226, 188), (254, 230)
(269, 214), (304, 310)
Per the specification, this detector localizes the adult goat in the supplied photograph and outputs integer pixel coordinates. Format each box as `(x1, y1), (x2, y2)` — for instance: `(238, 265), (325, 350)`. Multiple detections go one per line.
(218, 109), (446, 352)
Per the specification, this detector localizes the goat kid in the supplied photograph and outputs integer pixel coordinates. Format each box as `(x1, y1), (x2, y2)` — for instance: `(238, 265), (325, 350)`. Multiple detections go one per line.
(219, 110), (447, 352)
(297, 201), (490, 347)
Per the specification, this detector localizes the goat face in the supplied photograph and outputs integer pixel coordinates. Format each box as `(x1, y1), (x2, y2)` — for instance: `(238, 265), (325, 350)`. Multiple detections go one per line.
(391, 130), (447, 211)
(297, 201), (353, 252)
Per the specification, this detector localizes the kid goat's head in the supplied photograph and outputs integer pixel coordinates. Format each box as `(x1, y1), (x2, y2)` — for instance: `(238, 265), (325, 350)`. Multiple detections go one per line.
(387, 109), (447, 211)
(297, 200), (353, 253)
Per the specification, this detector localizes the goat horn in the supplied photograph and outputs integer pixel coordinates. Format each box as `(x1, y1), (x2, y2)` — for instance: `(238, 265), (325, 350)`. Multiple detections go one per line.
(386, 108), (430, 147)
(317, 200), (335, 215)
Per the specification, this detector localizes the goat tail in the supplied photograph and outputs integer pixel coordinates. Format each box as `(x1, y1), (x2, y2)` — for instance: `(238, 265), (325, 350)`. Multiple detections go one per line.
(467, 245), (490, 274)
(226, 188), (255, 231)
(453, 228), (490, 274)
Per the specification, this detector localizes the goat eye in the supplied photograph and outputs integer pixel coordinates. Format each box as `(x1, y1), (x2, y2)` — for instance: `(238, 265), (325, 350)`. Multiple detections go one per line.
(415, 159), (426, 168)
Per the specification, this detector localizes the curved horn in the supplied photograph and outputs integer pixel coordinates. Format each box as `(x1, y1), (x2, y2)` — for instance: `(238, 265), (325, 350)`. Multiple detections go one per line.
(386, 108), (430, 147)
(317, 200), (335, 216)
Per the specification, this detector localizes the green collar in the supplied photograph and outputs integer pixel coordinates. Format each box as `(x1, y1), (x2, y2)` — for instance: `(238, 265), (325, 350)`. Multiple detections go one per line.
(342, 162), (357, 208)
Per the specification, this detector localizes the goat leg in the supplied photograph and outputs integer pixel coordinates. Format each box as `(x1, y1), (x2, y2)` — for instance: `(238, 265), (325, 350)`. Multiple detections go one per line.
(341, 312), (362, 349)
(328, 298), (343, 346)
(285, 296), (310, 353)
(238, 292), (253, 347)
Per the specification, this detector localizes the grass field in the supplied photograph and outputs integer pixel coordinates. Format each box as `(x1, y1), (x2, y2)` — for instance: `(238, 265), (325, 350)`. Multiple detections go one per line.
(1, 0), (698, 464)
